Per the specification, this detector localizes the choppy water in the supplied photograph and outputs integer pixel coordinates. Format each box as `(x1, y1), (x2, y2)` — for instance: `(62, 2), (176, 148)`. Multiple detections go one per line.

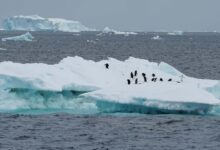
(0, 31), (220, 149)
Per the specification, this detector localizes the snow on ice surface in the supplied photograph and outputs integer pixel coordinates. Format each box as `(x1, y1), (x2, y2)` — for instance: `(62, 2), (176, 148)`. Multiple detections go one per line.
(103, 27), (137, 36)
(2, 32), (34, 42)
(2, 15), (95, 32)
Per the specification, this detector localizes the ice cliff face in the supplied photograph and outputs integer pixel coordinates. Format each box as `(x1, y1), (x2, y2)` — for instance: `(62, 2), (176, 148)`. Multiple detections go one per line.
(2, 15), (95, 32)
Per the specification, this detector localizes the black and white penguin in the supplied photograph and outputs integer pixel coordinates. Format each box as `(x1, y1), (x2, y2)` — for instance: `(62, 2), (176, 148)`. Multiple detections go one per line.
(160, 78), (163, 82)
(135, 78), (138, 84)
(127, 79), (131, 85)
(134, 70), (138, 76)
(168, 78), (172, 82)
(144, 76), (147, 82)
(130, 72), (134, 79)
(105, 63), (109, 69)
(142, 73), (147, 82)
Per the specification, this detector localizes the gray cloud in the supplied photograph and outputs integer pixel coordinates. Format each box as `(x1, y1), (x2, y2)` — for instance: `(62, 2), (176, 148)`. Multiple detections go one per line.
(0, 0), (219, 31)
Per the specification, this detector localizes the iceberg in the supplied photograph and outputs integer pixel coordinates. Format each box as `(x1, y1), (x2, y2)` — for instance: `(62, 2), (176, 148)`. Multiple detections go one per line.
(167, 31), (183, 35)
(2, 32), (34, 42)
(2, 15), (95, 32)
(0, 56), (219, 114)
(103, 27), (137, 36)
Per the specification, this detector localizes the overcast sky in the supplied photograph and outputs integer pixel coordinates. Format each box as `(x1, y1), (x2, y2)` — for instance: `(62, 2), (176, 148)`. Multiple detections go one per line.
(0, 0), (219, 31)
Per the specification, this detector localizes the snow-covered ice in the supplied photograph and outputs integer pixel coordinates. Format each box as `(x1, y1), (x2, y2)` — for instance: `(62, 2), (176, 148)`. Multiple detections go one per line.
(2, 15), (95, 32)
(2, 32), (34, 42)
(0, 56), (219, 114)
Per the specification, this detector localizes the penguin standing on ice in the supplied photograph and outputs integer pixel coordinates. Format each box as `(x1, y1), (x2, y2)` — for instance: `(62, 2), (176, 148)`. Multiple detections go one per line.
(135, 78), (138, 84)
(127, 79), (131, 85)
(130, 72), (134, 79)
(151, 73), (156, 82)
(142, 73), (147, 82)
(105, 63), (109, 69)
(160, 78), (163, 82)
(168, 78), (172, 82)
(134, 70), (138, 76)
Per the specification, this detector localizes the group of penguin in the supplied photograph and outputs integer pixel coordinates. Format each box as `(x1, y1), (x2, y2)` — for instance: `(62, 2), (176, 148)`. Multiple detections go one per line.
(104, 63), (180, 85)
(127, 71), (172, 85)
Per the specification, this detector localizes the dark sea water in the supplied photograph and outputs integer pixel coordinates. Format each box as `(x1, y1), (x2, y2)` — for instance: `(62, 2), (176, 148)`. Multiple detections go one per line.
(0, 31), (220, 149)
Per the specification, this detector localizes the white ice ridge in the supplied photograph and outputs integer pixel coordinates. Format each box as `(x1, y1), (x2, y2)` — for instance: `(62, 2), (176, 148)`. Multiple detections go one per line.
(2, 15), (95, 32)
(0, 56), (219, 106)
(103, 27), (137, 35)
(2, 32), (34, 42)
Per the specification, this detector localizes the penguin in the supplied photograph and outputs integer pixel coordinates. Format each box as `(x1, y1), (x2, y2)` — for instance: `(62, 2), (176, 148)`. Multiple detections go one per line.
(105, 63), (109, 69)
(135, 78), (138, 84)
(143, 76), (147, 82)
(134, 70), (138, 76)
(151, 78), (154, 82)
(154, 78), (157, 82)
(127, 79), (131, 85)
(168, 78), (172, 82)
(142, 73), (147, 82)
(130, 72), (134, 79)
(152, 73), (155, 77)
(160, 78), (163, 82)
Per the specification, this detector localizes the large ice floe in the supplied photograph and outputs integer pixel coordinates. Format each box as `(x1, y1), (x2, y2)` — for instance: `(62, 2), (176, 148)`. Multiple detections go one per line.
(0, 56), (219, 115)
(2, 15), (94, 32)
(2, 32), (34, 42)
(103, 27), (137, 36)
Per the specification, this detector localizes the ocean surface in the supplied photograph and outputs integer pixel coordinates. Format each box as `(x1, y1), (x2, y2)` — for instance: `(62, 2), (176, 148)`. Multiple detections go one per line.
(0, 31), (220, 149)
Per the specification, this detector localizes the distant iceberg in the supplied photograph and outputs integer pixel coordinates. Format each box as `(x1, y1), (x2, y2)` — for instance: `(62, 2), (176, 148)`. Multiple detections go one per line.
(2, 15), (95, 32)
(167, 30), (183, 35)
(2, 32), (34, 42)
(103, 27), (137, 36)
(152, 35), (161, 40)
